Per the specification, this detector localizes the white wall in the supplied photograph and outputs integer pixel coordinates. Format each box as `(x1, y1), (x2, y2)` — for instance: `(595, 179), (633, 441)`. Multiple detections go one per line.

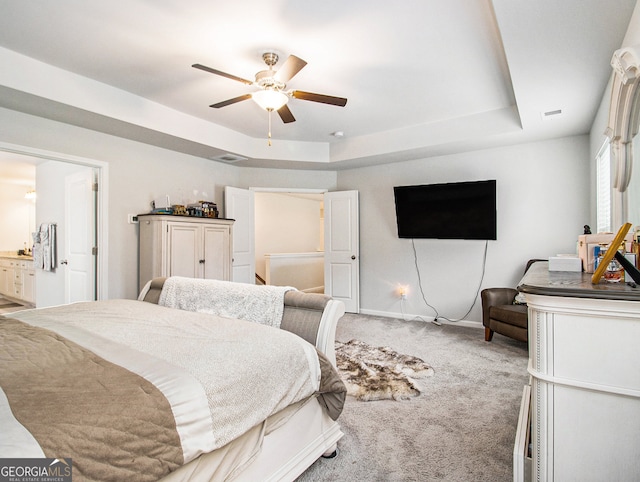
(254, 192), (323, 281)
(0, 104), (591, 321)
(0, 180), (34, 252)
(234, 167), (336, 192)
(0, 107), (337, 300)
(0, 105), (593, 322)
(265, 253), (324, 291)
(0, 111), (241, 299)
(621, 1), (640, 51)
(337, 136), (591, 323)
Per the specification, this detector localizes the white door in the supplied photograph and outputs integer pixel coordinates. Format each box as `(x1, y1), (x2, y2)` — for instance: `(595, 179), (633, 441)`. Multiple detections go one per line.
(64, 168), (96, 303)
(225, 186), (255, 283)
(324, 190), (360, 313)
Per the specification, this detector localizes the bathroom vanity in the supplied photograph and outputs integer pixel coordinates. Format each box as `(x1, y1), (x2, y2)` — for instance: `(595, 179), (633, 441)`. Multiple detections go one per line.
(0, 254), (35, 304)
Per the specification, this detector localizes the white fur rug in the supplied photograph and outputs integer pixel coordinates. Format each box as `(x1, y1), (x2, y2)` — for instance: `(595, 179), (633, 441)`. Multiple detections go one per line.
(335, 339), (434, 401)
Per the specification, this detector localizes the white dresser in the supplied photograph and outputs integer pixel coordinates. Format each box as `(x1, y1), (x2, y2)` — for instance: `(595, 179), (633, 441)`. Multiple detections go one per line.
(138, 214), (234, 292)
(515, 262), (640, 481)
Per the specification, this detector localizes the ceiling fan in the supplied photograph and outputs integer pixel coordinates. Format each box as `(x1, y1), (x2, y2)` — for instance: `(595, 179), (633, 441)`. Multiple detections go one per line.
(192, 52), (348, 125)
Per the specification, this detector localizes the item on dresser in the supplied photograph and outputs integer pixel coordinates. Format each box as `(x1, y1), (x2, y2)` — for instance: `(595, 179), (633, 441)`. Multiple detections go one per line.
(591, 223), (633, 284)
(578, 230), (633, 273)
(548, 254), (582, 272)
(609, 250), (640, 284)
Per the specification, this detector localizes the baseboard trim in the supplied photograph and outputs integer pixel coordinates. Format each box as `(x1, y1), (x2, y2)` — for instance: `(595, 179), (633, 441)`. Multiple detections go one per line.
(358, 308), (483, 329)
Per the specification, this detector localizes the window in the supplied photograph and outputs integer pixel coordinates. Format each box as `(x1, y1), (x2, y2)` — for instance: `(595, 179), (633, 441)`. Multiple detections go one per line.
(596, 140), (611, 233)
(628, 131), (640, 229)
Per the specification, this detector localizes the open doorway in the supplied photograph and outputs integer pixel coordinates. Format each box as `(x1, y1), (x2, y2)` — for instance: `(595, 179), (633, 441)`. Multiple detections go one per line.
(0, 155), (37, 310)
(226, 186), (360, 312)
(0, 142), (108, 306)
(254, 191), (324, 292)
(0, 156), (37, 254)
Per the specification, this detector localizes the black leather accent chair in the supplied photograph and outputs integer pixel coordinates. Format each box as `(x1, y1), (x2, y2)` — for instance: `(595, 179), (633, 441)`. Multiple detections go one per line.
(481, 259), (544, 343)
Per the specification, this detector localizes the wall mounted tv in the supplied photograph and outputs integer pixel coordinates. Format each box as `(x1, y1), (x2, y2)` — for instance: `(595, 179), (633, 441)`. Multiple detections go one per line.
(393, 180), (497, 240)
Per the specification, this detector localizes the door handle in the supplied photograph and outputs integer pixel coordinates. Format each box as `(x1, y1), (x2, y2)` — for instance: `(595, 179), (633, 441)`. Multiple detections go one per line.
(60, 259), (68, 265)
(351, 255), (356, 260)
(199, 259), (205, 264)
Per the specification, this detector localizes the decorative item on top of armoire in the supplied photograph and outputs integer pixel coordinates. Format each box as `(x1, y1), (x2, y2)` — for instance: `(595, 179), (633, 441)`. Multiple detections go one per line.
(186, 201), (218, 218)
(137, 214), (234, 292)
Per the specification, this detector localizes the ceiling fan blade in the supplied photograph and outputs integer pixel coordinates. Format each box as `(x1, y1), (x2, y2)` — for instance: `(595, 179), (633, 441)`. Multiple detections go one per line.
(277, 104), (296, 123)
(292, 90), (348, 107)
(210, 94), (252, 108)
(274, 55), (307, 83)
(192, 63), (254, 85)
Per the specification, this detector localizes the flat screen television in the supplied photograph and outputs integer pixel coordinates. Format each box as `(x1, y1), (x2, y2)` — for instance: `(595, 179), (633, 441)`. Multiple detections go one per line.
(393, 180), (497, 240)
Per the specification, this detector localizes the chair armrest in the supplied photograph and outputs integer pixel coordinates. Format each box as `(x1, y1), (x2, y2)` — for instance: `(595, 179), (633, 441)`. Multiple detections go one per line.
(480, 288), (518, 327)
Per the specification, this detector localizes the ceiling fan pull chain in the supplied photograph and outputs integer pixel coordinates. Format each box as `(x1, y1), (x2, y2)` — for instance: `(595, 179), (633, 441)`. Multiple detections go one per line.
(268, 109), (272, 146)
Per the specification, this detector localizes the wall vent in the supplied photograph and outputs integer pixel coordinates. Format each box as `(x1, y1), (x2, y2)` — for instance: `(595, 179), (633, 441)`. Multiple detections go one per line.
(211, 153), (248, 163)
(541, 109), (563, 120)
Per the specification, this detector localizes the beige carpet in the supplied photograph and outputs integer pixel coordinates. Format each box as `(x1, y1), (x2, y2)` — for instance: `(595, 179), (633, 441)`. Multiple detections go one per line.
(296, 313), (529, 482)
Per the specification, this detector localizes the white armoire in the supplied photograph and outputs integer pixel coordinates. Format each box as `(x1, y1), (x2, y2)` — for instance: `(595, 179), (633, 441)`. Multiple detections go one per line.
(138, 214), (234, 292)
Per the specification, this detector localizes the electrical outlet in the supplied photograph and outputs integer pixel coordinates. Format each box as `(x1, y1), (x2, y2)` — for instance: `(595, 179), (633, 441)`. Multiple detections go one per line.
(399, 286), (408, 300)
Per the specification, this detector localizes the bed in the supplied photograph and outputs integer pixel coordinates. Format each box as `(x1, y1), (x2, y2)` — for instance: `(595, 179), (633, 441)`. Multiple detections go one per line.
(0, 277), (347, 481)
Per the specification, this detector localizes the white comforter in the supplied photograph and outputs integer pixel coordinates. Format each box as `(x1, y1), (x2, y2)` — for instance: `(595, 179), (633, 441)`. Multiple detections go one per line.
(5, 299), (321, 464)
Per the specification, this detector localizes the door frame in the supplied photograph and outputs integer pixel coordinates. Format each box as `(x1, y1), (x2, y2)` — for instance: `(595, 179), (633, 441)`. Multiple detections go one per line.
(250, 187), (359, 312)
(0, 141), (109, 300)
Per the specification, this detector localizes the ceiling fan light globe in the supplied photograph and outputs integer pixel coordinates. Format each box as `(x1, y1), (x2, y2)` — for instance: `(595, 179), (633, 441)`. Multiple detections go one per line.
(252, 90), (288, 111)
